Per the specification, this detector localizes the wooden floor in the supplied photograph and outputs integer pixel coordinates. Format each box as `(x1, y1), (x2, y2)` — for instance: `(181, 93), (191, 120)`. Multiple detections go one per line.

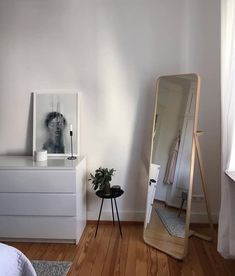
(4, 222), (235, 276)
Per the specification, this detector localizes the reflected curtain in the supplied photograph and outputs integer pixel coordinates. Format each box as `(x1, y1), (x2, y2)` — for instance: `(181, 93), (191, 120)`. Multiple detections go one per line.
(218, 0), (235, 258)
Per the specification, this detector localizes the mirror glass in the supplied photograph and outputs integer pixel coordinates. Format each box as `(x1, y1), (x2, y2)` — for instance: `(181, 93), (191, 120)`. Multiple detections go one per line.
(143, 74), (200, 259)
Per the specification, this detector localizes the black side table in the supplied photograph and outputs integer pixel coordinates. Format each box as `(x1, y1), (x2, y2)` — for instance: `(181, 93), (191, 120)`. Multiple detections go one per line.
(95, 188), (124, 238)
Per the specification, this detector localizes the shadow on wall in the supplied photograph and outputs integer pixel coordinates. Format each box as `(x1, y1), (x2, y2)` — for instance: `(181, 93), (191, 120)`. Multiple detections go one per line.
(5, 93), (33, 156)
(87, 2), (180, 216)
(123, 84), (157, 212)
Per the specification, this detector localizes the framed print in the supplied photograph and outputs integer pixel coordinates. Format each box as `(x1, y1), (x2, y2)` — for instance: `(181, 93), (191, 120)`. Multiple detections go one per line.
(33, 90), (80, 157)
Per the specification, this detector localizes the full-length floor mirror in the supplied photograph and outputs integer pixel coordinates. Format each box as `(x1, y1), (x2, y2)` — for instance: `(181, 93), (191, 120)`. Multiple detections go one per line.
(143, 74), (200, 259)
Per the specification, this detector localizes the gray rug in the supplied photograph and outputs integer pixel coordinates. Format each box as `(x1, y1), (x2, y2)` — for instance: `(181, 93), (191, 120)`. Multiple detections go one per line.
(31, 260), (72, 276)
(155, 207), (186, 238)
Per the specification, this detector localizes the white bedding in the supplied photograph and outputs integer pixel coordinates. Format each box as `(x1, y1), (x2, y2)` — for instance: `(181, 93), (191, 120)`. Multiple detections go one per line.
(0, 243), (36, 276)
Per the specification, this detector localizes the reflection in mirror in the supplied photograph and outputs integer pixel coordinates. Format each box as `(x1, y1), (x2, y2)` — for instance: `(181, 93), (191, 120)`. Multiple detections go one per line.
(143, 74), (200, 260)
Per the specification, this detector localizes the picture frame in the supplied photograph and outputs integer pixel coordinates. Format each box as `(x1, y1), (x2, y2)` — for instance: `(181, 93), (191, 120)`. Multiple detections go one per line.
(33, 90), (80, 157)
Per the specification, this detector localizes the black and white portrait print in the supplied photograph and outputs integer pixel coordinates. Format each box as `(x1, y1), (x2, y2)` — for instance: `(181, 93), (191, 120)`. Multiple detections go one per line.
(33, 92), (79, 156)
(43, 111), (67, 153)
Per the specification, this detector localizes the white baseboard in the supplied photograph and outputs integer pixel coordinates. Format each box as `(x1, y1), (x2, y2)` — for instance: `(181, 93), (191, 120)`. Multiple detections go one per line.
(87, 210), (219, 224)
(87, 210), (145, 222)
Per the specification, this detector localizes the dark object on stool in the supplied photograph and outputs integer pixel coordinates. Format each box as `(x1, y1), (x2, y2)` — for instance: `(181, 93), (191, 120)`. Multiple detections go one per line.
(178, 191), (188, 217)
(95, 189), (124, 238)
(111, 185), (121, 191)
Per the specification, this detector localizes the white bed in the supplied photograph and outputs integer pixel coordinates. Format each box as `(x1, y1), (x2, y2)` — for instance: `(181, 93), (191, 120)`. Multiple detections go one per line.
(0, 243), (36, 276)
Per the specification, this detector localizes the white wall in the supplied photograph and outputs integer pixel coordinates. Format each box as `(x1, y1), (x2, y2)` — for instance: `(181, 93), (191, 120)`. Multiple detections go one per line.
(0, 0), (220, 222)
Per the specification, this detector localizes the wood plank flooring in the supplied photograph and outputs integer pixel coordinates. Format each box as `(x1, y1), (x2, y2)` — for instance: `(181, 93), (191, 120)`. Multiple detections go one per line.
(4, 223), (235, 276)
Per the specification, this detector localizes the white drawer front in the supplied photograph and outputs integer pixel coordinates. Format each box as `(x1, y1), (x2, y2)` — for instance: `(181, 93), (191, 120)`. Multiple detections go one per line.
(0, 194), (76, 216)
(0, 216), (77, 240)
(0, 170), (76, 193)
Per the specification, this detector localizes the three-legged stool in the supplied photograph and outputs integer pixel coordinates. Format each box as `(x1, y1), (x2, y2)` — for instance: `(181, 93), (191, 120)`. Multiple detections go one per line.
(95, 189), (124, 238)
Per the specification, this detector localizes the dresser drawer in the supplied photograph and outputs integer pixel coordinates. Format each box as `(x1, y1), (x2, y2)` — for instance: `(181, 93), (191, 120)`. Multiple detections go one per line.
(0, 216), (77, 240)
(0, 194), (76, 216)
(0, 170), (76, 193)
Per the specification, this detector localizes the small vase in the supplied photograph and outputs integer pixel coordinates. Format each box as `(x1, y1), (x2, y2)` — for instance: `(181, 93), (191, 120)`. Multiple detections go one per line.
(102, 182), (111, 195)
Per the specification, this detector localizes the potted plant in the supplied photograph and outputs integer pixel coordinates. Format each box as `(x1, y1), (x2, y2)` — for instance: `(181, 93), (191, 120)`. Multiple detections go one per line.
(89, 167), (115, 195)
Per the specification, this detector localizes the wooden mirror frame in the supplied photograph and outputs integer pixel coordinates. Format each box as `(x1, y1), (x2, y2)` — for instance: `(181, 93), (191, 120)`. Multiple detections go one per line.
(143, 73), (201, 260)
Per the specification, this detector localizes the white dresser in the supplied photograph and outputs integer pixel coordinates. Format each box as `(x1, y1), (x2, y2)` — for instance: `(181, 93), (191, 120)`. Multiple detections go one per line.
(0, 156), (86, 244)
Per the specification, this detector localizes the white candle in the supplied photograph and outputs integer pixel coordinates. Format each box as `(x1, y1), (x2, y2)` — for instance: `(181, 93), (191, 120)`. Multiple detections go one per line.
(70, 124), (73, 131)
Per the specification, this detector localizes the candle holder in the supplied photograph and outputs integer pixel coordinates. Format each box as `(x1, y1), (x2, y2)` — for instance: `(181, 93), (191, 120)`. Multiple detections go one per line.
(67, 130), (77, 160)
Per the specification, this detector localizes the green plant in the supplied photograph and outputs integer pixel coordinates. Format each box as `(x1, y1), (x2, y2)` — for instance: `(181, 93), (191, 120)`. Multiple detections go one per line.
(89, 167), (115, 191)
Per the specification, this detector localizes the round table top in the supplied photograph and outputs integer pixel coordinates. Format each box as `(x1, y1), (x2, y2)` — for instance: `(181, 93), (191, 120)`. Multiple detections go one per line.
(96, 188), (124, 199)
